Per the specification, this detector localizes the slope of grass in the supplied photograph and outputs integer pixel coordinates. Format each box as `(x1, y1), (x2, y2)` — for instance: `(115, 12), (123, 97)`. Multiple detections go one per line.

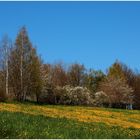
(0, 102), (140, 138)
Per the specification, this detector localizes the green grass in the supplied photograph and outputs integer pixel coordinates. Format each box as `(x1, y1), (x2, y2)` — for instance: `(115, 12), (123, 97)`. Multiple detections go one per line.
(0, 102), (140, 139)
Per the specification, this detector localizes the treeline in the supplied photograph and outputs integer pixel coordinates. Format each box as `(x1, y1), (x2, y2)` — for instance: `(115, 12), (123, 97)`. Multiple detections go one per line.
(0, 27), (140, 109)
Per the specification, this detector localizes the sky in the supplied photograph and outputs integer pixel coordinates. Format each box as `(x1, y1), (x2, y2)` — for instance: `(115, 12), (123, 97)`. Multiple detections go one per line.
(0, 1), (140, 72)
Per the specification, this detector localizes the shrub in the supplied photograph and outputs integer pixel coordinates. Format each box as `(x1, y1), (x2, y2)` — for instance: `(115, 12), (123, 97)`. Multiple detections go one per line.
(39, 85), (93, 105)
(94, 91), (109, 107)
(58, 85), (93, 105)
(38, 86), (55, 104)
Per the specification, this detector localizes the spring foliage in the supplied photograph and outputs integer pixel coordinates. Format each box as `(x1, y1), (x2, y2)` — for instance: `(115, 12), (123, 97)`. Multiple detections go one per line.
(0, 27), (140, 109)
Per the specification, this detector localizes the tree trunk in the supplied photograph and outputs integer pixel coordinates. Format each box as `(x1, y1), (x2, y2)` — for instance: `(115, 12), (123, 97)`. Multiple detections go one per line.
(36, 94), (39, 103)
(5, 45), (8, 97)
(20, 34), (23, 100)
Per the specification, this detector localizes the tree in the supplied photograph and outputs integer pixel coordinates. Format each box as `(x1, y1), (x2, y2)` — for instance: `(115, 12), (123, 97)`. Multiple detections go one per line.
(67, 63), (85, 87)
(9, 27), (42, 101)
(100, 76), (134, 108)
(131, 74), (140, 109)
(40, 63), (52, 91)
(9, 27), (30, 100)
(99, 61), (134, 108)
(39, 62), (68, 104)
(51, 63), (68, 87)
(109, 61), (140, 109)
(0, 71), (5, 101)
(107, 60), (126, 81)
(28, 48), (42, 102)
(120, 63), (140, 109)
(84, 69), (105, 93)
(0, 35), (11, 99)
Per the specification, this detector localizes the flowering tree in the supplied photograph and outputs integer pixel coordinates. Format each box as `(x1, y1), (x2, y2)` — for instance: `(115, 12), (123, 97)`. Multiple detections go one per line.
(100, 76), (134, 108)
(94, 91), (109, 107)
(57, 86), (93, 105)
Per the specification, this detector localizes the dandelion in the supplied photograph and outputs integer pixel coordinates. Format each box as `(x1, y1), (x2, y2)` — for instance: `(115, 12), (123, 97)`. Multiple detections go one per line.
(0, 102), (140, 129)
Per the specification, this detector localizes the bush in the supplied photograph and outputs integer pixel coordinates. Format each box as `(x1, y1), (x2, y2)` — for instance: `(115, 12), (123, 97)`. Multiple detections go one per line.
(38, 86), (55, 104)
(38, 85), (64, 104)
(94, 91), (109, 107)
(38, 85), (94, 105)
(39, 85), (93, 105)
(57, 85), (93, 105)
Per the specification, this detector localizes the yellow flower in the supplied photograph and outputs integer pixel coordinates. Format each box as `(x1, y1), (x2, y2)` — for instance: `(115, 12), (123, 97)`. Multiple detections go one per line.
(0, 102), (140, 129)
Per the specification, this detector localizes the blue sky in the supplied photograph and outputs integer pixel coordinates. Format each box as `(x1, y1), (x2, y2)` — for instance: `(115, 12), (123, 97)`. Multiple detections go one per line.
(0, 2), (140, 72)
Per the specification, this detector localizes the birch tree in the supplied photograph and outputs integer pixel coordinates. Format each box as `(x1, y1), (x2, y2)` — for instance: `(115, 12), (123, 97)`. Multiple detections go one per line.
(9, 27), (42, 101)
(0, 35), (11, 98)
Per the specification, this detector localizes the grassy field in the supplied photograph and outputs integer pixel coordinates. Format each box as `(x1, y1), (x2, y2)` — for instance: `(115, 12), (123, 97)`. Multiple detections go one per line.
(0, 102), (140, 138)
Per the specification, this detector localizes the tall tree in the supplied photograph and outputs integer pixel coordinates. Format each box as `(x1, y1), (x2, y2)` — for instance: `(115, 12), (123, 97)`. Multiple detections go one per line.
(9, 27), (42, 101)
(28, 48), (42, 102)
(0, 35), (11, 98)
(9, 27), (30, 100)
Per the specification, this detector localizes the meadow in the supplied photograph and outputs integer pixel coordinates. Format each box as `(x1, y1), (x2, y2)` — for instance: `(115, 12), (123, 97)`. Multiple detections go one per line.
(0, 102), (140, 139)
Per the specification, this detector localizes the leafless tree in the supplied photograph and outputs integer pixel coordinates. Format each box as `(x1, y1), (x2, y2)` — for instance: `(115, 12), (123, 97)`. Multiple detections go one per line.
(0, 35), (11, 98)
